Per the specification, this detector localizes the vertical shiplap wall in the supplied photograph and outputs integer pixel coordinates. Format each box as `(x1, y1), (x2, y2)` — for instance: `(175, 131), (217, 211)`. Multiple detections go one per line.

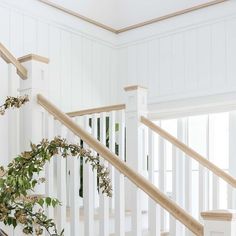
(117, 16), (236, 105)
(0, 1), (117, 166)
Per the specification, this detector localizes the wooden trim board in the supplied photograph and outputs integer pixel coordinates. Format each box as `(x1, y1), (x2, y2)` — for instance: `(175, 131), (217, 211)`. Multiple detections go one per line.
(67, 104), (125, 117)
(38, 0), (228, 34)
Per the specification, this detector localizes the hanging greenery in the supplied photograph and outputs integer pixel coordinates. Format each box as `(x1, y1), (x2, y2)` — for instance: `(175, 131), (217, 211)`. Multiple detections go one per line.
(0, 96), (112, 236)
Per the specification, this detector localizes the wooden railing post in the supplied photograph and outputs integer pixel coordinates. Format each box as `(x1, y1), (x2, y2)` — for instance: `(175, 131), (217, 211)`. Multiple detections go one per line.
(124, 85), (148, 236)
(201, 210), (236, 235)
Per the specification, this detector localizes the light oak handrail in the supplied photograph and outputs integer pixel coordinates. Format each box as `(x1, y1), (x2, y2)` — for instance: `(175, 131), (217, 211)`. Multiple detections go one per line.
(67, 104), (126, 117)
(37, 94), (203, 236)
(141, 116), (236, 188)
(0, 43), (27, 80)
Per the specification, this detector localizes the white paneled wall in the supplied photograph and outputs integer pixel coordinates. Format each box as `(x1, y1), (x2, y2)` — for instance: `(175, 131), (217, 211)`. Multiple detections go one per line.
(0, 0), (117, 165)
(117, 15), (236, 106)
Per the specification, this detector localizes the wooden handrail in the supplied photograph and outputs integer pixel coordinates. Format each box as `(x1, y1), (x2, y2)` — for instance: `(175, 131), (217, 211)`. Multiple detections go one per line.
(0, 43), (27, 80)
(67, 104), (126, 117)
(37, 94), (203, 236)
(141, 116), (236, 188)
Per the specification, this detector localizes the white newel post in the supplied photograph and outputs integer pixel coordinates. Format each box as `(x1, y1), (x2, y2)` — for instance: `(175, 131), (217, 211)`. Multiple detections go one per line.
(201, 210), (236, 236)
(18, 54), (49, 193)
(124, 85), (148, 236)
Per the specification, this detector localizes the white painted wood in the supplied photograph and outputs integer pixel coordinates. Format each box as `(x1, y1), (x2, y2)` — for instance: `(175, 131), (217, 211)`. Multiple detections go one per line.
(148, 129), (161, 236)
(158, 131), (167, 232)
(109, 111), (116, 211)
(228, 111), (236, 209)
(199, 116), (209, 217)
(212, 175), (220, 209)
(55, 121), (67, 233)
(202, 210), (236, 236)
(44, 113), (55, 219)
(66, 128), (80, 236)
(99, 112), (110, 236)
(115, 110), (125, 236)
(83, 115), (95, 236)
(91, 114), (99, 209)
(124, 87), (147, 236)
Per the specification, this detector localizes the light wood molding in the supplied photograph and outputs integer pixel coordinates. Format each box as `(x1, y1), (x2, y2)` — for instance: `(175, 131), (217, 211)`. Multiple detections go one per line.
(18, 54), (50, 64)
(38, 0), (228, 34)
(38, 0), (117, 33)
(201, 210), (236, 221)
(0, 43), (27, 80)
(124, 85), (148, 92)
(67, 104), (126, 117)
(37, 94), (204, 236)
(141, 116), (236, 188)
(116, 0), (228, 33)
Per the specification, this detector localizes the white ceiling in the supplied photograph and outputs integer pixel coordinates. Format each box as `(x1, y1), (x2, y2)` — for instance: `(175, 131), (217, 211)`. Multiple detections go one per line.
(48, 0), (217, 29)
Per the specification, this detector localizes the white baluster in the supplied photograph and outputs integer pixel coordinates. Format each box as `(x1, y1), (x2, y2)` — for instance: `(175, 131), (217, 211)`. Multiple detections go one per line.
(67, 128), (80, 236)
(92, 114), (99, 210)
(99, 112), (109, 236)
(158, 123), (167, 232)
(199, 116), (209, 218)
(44, 114), (55, 219)
(228, 111), (236, 209)
(55, 121), (67, 234)
(109, 111), (116, 211)
(115, 110), (125, 236)
(170, 145), (177, 236)
(212, 175), (220, 209)
(148, 129), (161, 236)
(83, 115), (95, 236)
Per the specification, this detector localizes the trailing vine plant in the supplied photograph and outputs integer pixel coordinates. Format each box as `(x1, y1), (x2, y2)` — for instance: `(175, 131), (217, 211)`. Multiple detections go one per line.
(0, 96), (112, 236)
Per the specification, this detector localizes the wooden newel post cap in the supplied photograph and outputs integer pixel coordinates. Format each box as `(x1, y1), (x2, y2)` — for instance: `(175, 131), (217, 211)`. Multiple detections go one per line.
(201, 209), (236, 221)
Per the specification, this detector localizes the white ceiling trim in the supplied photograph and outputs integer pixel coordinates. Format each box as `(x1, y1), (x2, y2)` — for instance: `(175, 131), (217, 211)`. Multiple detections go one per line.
(38, 0), (228, 34)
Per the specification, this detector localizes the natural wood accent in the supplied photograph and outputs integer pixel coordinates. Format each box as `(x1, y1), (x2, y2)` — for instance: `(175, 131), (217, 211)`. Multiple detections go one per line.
(117, 0), (228, 33)
(18, 54), (49, 64)
(38, 0), (227, 34)
(67, 104), (126, 118)
(37, 94), (204, 236)
(38, 0), (117, 33)
(124, 85), (147, 92)
(201, 210), (236, 221)
(141, 116), (236, 188)
(0, 43), (27, 79)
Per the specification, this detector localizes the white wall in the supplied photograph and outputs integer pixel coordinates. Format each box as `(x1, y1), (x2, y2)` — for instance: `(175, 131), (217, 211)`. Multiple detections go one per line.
(116, 0), (236, 115)
(0, 0), (118, 168)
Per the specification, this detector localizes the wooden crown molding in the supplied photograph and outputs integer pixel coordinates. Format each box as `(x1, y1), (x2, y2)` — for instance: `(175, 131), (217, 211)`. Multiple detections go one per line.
(18, 54), (50, 64)
(38, 0), (228, 34)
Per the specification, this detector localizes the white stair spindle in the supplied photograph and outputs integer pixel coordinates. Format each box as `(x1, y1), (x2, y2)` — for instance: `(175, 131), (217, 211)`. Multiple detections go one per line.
(67, 129), (80, 236)
(83, 115), (95, 236)
(109, 111), (116, 211)
(99, 112), (109, 236)
(92, 114), (99, 209)
(115, 110), (125, 236)
(55, 121), (67, 234)
(44, 114), (55, 219)
(148, 129), (161, 236)
(212, 175), (220, 209)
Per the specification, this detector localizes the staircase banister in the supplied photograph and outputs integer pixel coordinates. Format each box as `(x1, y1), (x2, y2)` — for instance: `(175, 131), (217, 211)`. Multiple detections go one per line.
(0, 43), (27, 80)
(37, 93), (203, 236)
(67, 104), (126, 117)
(141, 116), (236, 188)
